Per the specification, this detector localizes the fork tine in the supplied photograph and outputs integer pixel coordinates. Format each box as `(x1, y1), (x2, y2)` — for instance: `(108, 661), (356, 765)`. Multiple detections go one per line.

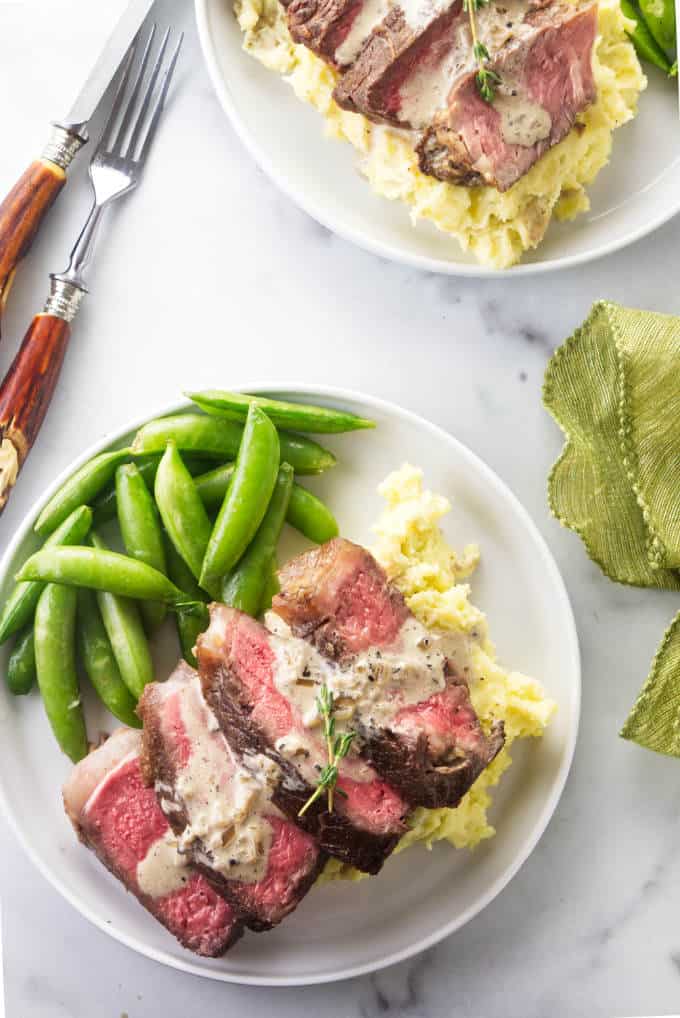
(108, 23), (157, 156)
(95, 36), (138, 156)
(138, 33), (183, 165)
(124, 26), (171, 160)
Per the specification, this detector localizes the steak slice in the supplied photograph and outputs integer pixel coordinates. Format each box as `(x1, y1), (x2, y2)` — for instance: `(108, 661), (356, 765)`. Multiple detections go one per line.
(333, 0), (464, 126)
(63, 729), (243, 957)
(416, 0), (598, 190)
(196, 605), (408, 874)
(272, 538), (505, 809)
(138, 662), (323, 931)
(286, 0), (393, 66)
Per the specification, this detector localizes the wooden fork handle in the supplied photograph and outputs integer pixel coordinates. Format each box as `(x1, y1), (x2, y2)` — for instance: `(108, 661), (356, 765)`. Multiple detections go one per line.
(0, 308), (74, 513)
(0, 128), (86, 326)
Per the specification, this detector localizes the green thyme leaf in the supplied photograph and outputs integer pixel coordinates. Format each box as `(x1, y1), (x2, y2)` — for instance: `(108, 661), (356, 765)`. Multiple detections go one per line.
(297, 683), (357, 816)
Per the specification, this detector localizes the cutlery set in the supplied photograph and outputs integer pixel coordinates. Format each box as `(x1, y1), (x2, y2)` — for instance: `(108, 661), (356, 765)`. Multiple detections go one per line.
(0, 0), (181, 515)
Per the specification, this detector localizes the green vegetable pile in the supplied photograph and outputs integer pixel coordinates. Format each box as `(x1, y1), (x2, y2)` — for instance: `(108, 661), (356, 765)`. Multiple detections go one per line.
(621, 0), (677, 77)
(0, 392), (375, 762)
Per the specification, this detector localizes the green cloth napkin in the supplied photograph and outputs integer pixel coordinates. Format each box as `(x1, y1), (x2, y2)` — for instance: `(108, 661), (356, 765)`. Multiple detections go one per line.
(543, 300), (680, 756)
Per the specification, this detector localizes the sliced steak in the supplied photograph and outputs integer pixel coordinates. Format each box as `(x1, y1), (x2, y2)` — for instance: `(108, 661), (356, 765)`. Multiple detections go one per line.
(138, 662), (323, 931)
(196, 606), (408, 874)
(272, 538), (505, 809)
(333, 0), (464, 126)
(416, 0), (598, 190)
(286, 0), (394, 66)
(63, 729), (242, 957)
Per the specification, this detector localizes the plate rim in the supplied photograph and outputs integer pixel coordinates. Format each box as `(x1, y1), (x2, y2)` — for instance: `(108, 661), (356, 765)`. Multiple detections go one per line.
(195, 0), (680, 279)
(0, 383), (581, 985)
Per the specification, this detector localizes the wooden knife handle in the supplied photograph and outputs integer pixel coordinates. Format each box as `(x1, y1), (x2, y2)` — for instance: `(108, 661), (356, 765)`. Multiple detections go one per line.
(0, 312), (72, 513)
(0, 127), (85, 327)
(0, 161), (66, 320)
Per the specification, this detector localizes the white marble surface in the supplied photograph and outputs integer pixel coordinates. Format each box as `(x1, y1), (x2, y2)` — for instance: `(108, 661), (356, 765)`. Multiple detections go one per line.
(1, 2), (680, 1015)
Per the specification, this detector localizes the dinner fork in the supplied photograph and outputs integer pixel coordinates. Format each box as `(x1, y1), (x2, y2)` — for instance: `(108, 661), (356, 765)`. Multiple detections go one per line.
(0, 25), (182, 513)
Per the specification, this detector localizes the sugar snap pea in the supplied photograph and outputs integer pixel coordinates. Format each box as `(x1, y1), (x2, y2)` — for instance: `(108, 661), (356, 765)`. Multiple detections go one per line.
(155, 441), (212, 582)
(284, 482), (339, 544)
(0, 505), (93, 644)
(7, 626), (36, 695)
(165, 539), (209, 667)
(34, 583), (87, 762)
(187, 390), (375, 434)
(638, 0), (676, 58)
(200, 406), (280, 598)
(132, 413), (336, 475)
(92, 455), (160, 526)
(222, 464), (293, 617)
(35, 449), (131, 537)
(194, 463), (339, 544)
(17, 546), (190, 606)
(116, 463), (167, 631)
(621, 0), (677, 72)
(77, 589), (141, 727)
(89, 532), (153, 699)
(92, 454), (209, 526)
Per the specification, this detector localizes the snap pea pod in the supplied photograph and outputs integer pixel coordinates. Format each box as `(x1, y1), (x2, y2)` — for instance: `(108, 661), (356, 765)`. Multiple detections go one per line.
(92, 454), (209, 526)
(164, 539), (209, 667)
(131, 413), (336, 475)
(187, 390), (375, 434)
(34, 449), (132, 537)
(34, 584), (87, 762)
(260, 557), (280, 614)
(16, 546), (191, 606)
(191, 463), (235, 508)
(6, 626), (36, 695)
(76, 589), (141, 727)
(0, 505), (93, 644)
(222, 464), (293, 617)
(155, 441), (212, 582)
(638, 0), (676, 59)
(621, 0), (676, 72)
(194, 463), (339, 544)
(283, 483), (338, 544)
(200, 406), (280, 598)
(89, 532), (153, 700)
(116, 463), (167, 631)
(92, 456), (160, 526)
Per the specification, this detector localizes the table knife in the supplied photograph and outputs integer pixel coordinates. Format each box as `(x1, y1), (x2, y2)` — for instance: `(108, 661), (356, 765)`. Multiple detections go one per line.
(0, 0), (154, 328)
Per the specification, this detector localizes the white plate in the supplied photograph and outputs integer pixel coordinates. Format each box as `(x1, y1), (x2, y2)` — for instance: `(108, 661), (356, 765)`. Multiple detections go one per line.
(0, 386), (580, 984)
(196, 0), (680, 276)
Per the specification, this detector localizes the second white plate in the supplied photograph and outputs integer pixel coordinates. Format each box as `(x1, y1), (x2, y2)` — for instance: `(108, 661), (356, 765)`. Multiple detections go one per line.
(0, 386), (579, 984)
(196, 0), (680, 276)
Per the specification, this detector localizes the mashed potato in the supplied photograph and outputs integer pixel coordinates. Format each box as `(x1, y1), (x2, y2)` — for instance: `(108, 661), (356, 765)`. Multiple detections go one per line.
(235, 0), (645, 268)
(319, 464), (555, 882)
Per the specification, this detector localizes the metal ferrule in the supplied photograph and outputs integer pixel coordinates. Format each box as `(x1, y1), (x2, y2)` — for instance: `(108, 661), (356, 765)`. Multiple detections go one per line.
(43, 277), (86, 323)
(41, 124), (86, 171)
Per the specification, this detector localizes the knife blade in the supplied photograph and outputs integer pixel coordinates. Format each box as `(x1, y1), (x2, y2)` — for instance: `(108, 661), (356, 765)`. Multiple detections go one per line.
(57, 0), (155, 139)
(0, 0), (154, 325)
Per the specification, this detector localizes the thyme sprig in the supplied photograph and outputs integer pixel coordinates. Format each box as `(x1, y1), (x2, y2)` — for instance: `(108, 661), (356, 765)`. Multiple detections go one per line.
(298, 684), (356, 817)
(464, 0), (501, 103)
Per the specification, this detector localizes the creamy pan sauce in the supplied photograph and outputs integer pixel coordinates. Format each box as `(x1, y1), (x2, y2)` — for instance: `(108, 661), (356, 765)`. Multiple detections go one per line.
(335, 0), (392, 65)
(267, 613), (477, 781)
(495, 93), (552, 146)
(156, 676), (281, 885)
(136, 828), (189, 899)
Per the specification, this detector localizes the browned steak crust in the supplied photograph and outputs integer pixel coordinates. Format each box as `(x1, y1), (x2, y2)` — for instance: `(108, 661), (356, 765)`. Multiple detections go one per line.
(357, 712), (505, 809)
